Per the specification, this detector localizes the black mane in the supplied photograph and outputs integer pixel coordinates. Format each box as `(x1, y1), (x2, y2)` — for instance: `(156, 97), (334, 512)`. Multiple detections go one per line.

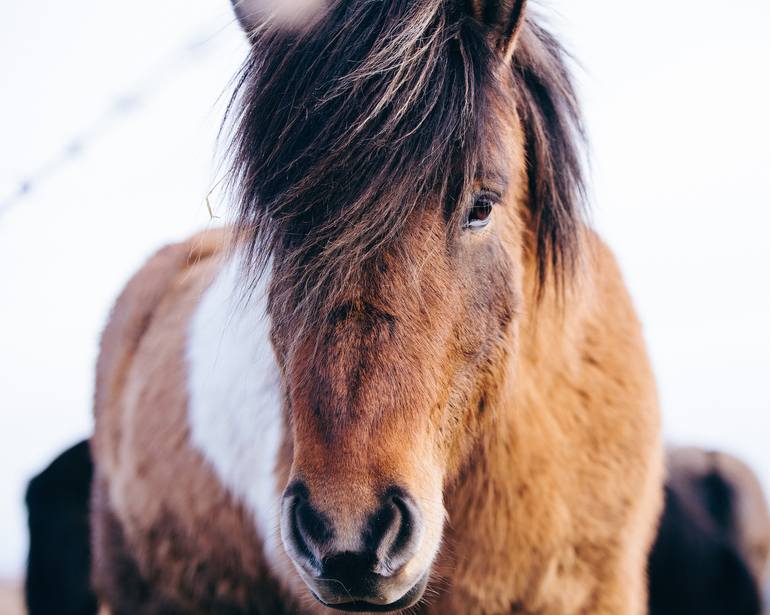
(226, 0), (585, 314)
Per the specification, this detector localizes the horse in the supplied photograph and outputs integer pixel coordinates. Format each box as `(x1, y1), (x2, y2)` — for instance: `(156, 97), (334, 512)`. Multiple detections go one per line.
(88, 0), (667, 612)
(648, 448), (770, 615)
(24, 441), (96, 615)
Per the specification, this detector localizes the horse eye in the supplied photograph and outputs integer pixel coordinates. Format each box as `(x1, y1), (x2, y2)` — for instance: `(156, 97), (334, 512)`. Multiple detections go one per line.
(465, 195), (495, 230)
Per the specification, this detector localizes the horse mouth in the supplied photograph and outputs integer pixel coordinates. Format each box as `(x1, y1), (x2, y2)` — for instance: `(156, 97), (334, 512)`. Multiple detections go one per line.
(311, 572), (429, 613)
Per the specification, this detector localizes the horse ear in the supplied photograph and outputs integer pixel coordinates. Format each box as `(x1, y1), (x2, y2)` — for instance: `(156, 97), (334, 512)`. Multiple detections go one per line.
(230, 0), (326, 35)
(466, 0), (528, 60)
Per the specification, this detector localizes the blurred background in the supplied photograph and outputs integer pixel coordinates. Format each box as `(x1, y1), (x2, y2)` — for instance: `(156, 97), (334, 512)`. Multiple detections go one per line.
(1, 0), (768, 583)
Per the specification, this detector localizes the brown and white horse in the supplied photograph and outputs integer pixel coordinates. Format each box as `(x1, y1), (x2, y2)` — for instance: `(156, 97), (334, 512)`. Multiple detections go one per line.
(90, 0), (665, 613)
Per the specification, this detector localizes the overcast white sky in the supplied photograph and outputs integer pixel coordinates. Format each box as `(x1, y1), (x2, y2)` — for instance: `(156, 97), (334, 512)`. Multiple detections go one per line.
(1, 0), (768, 580)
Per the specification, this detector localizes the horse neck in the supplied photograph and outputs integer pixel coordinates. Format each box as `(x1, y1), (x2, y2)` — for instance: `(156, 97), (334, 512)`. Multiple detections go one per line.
(443, 271), (589, 547)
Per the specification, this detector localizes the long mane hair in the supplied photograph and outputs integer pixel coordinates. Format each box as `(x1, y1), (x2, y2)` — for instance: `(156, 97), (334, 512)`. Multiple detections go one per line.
(224, 0), (586, 324)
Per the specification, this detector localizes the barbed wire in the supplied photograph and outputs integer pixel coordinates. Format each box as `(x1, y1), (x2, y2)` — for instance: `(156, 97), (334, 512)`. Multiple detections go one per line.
(0, 18), (237, 220)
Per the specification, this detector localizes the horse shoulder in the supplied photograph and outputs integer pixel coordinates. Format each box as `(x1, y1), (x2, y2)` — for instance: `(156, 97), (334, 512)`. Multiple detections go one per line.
(577, 231), (665, 605)
(92, 228), (228, 477)
(90, 229), (302, 613)
(511, 230), (665, 611)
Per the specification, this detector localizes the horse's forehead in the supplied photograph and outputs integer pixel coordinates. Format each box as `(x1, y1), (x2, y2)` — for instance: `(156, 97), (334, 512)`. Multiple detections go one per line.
(271, 204), (451, 300)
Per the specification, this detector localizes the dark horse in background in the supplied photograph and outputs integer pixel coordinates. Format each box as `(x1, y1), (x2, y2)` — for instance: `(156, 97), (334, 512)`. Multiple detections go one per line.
(22, 0), (770, 612)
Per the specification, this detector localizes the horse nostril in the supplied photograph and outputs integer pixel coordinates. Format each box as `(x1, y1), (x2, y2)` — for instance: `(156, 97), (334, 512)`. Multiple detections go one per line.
(282, 483), (424, 586)
(368, 488), (423, 576)
(282, 482), (333, 572)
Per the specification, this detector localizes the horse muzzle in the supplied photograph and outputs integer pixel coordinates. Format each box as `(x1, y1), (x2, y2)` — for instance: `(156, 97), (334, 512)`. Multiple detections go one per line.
(280, 481), (431, 611)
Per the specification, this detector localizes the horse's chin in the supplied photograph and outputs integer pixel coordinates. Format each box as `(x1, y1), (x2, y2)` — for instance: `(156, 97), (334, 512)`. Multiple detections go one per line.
(310, 572), (430, 613)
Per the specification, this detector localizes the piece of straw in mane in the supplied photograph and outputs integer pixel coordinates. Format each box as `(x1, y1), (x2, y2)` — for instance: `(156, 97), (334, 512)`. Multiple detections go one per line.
(224, 0), (586, 343)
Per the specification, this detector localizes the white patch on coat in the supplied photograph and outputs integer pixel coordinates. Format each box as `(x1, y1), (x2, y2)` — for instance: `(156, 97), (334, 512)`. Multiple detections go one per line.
(186, 256), (284, 568)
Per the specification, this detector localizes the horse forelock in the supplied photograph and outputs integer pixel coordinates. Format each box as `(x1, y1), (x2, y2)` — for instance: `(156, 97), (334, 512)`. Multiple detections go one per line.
(225, 0), (586, 339)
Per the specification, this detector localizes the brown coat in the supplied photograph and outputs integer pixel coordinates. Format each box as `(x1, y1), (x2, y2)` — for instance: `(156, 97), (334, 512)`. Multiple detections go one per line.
(90, 227), (663, 614)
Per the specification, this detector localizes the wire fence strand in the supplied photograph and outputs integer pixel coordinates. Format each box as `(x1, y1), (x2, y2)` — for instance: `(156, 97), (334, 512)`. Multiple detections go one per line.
(0, 19), (237, 220)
